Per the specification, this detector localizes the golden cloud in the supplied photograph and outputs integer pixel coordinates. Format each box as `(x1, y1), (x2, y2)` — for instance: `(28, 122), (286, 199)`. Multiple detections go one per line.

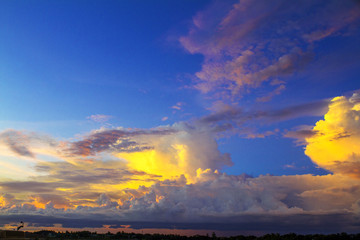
(305, 93), (360, 178)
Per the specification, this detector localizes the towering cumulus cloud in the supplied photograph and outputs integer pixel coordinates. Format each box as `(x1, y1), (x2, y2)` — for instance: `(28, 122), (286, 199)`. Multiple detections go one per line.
(118, 123), (232, 182)
(305, 93), (360, 178)
(180, 0), (360, 101)
(64, 123), (232, 182)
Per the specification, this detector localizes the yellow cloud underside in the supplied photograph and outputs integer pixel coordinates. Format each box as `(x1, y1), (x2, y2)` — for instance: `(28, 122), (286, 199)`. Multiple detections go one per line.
(0, 196), (6, 208)
(305, 95), (360, 174)
(305, 120), (358, 165)
(118, 144), (191, 186)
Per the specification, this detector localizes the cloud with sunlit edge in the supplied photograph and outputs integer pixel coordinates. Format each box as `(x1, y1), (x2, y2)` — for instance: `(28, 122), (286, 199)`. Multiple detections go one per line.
(1, 99), (360, 233)
(305, 93), (360, 178)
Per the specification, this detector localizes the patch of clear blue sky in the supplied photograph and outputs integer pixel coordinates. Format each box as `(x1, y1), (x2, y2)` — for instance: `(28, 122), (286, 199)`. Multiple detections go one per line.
(0, 0), (209, 129)
(0, 0), (359, 176)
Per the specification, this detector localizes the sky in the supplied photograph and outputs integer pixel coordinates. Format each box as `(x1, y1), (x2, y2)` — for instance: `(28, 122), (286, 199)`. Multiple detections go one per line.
(0, 0), (360, 236)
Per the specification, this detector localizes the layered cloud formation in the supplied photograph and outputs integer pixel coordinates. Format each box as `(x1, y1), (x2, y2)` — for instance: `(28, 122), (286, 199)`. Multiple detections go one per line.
(1, 94), (360, 233)
(1, 0), (360, 235)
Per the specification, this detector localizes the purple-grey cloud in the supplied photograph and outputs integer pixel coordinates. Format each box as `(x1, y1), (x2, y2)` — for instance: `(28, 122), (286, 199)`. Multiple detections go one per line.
(179, 0), (360, 101)
(0, 181), (63, 193)
(1, 172), (360, 234)
(0, 129), (58, 158)
(0, 130), (35, 157)
(283, 126), (319, 145)
(34, 161), (162, 187)
(198, 99), (330, 137)
(66, 128), (175, 157)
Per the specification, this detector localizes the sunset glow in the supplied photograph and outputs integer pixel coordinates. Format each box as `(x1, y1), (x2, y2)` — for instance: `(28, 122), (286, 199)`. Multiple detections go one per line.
(1, 0), (360, 236)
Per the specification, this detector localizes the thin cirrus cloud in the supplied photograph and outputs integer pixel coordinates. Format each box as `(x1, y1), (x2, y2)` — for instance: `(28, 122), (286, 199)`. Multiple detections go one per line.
(0, 130), (57, 158)
(197, 98), (330, 138)
(179, 0), (360, 101)
(199, 100), (330, 124)
(87, 114), (113, 123)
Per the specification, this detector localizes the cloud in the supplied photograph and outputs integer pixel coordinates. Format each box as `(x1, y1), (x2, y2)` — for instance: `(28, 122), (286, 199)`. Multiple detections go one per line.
(197, 99), (329, 138)
(305, 93), (360, 178)
(0, 129), (58, 159)
(87, 115), (113, 123)
(65, 128), (175, 157)
(200, 100), (329, 124)
(0, 181), (63, 193)
(96, 193), (119, 208)
(0, 130), (35, 157)
(283, 125), (319, 145)
(0, 122), (235, 213)
(56, 123), (232, 182)
(171, 102), (185, 111)
(0, 128), (360, 234)
(256, 84), (286, 102)
(117, 122), (233, 181)
(180, 0), (360, 100)
(1, 170), (360, 234)
(1, 94), (360, 233)
(34, 160), (162, 188)
(118, 171), (360, 221)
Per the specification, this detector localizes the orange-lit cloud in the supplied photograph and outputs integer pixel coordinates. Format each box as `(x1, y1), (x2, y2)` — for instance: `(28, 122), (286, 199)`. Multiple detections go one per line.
(305, 93), (360, 178)
(1, 98), (360, 233)
(1, 169), (360, 234)
(118, 123), (232, 182)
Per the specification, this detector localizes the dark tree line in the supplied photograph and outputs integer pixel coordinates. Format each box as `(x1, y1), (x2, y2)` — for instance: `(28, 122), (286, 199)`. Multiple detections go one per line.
(24, 230), (360, 240)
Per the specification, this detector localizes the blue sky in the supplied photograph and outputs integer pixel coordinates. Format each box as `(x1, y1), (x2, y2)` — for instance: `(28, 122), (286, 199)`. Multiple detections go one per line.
(1, 0), (360, 236)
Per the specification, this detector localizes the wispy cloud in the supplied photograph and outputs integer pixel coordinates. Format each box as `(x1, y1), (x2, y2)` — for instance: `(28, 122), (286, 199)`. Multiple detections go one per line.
(197, 99), (330, 138)
(0, 129), (58, 158)
(283, 125), (319, 146)
(87, 115), (113, 123)
(180, 0), (360, 101)
(171, 102), (185, 112)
